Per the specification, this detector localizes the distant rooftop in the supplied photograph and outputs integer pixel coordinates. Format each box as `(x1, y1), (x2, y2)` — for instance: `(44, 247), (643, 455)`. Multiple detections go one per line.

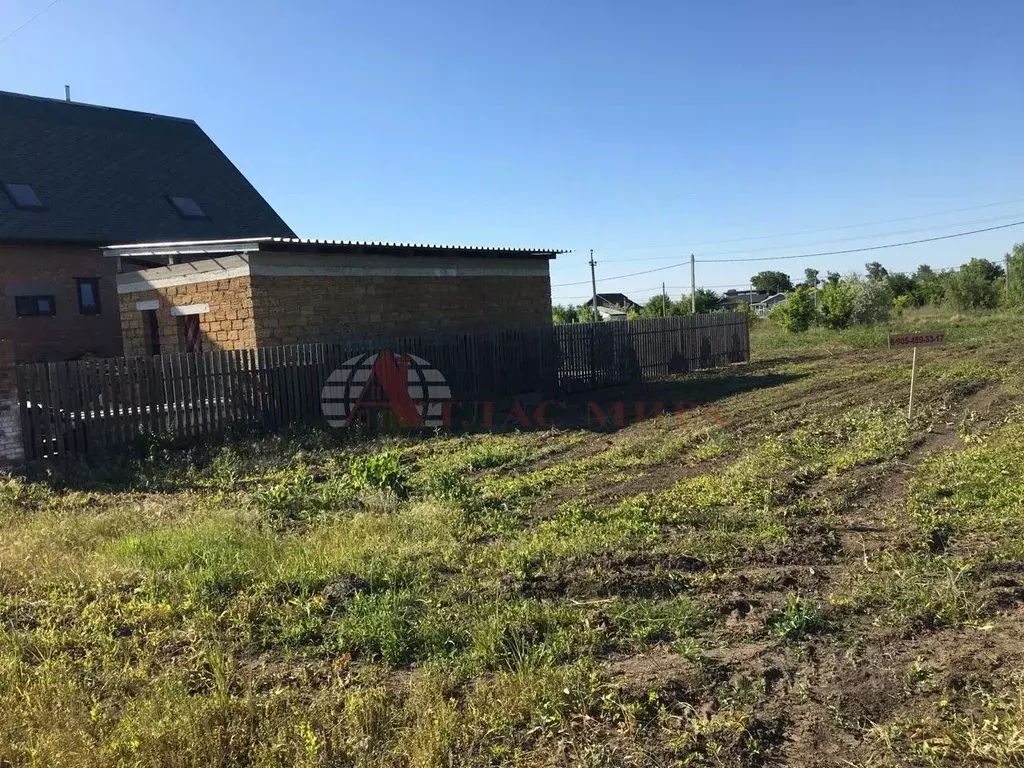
(0, 90), (295, 244)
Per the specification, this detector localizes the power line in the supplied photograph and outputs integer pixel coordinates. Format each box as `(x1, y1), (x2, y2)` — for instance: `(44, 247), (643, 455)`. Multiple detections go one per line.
(590, 196), (1024, 253)
(0, 0), (61, 47)
(599, 211), (1024, 263)
(701, 219), (1024, 263)
(550, 219), (1024, 288)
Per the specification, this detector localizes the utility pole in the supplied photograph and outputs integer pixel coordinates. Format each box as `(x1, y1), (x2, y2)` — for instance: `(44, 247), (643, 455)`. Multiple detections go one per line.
(1007, 253), (1012, 297)
(589, 249), (599, 323)
(662, 282), (667, 317)
(690, 253), (696, 314)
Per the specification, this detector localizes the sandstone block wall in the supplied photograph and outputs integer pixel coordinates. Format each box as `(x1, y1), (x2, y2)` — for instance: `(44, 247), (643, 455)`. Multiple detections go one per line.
(119, 276), (255, 356)
(117, 252), (554, 354)
(250, 274), (552, 346)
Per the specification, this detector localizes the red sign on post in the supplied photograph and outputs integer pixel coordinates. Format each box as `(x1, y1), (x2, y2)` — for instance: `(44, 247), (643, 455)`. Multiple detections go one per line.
(889, 332), (946, 348)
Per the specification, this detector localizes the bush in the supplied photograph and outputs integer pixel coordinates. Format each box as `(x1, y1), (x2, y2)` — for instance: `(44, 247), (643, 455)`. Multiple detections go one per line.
(773, 286), (816, 333)
(852, 278), (893, 325)
(819, 280), (859, 329)
(947, 258), (1004, 311)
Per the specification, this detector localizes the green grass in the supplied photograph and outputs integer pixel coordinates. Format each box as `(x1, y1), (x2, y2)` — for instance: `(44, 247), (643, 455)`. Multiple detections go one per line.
(1, 309), (1022, 765)
(863, 671), (1024, 766)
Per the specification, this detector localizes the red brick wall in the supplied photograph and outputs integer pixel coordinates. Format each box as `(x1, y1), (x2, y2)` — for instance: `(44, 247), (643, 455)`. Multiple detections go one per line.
(0, 244), (123, 362)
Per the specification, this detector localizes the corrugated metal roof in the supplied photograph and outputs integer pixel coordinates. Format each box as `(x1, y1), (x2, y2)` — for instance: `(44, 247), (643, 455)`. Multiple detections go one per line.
(266, 237), (567, 254)
(105, 236), (568, 257)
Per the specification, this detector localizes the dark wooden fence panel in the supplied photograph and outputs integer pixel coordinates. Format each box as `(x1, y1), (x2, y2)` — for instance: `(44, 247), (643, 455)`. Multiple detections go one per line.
(16, 313), (748, 461)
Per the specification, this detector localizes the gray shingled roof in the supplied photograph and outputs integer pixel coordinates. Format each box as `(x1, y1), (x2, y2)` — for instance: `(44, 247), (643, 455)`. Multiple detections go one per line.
(595, 293), (641, 309)
(0, 91), (295, 244)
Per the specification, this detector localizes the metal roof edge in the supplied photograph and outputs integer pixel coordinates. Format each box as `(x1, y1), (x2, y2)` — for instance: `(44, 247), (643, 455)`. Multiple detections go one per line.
(104, 237), (567, 258)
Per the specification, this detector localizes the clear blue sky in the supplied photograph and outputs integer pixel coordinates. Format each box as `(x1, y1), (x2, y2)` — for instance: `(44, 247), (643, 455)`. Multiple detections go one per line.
(3, 0), (1023, 305)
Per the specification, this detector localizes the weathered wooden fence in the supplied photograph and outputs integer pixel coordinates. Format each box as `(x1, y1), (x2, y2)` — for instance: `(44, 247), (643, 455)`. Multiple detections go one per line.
(14, 313), (748, 461)
(554, 313), (749, 393)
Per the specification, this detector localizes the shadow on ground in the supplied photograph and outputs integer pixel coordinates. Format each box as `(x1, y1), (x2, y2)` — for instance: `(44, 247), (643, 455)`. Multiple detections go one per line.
(462, 367), (806, 434)
(30, 365), (803, 492)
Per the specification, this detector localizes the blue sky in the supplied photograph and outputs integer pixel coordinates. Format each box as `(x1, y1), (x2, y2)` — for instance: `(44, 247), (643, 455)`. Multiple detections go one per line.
(3, 0), (1023, 305)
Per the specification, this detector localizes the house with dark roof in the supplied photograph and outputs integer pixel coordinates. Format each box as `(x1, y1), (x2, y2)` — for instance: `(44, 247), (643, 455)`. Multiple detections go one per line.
(752, 292), (788, 318)
(594, 293), (642, 312)
(0, 90), (293, 362)
(718, 289), (769, 311)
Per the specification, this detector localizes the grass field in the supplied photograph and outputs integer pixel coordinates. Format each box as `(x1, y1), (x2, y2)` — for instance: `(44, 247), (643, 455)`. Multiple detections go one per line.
(2, 310), (1023, 767)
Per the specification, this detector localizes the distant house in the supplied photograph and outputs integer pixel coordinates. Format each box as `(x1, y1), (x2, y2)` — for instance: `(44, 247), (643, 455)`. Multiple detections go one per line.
(594, 293), (642, 312)
(595, 304), (628, 322)
(752, 293), (788, 318)
(0, 90), (294, 362)
(718, 289), (769, 311)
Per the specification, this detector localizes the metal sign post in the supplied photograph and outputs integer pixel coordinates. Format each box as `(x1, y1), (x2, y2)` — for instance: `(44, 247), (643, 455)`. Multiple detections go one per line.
(889, 332), (946, 420)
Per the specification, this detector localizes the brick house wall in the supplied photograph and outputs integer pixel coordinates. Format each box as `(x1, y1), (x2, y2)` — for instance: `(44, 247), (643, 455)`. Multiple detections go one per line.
(0, 339), (24, 464)
(117, 251), (552, 353)
(0, 244), (123, 362)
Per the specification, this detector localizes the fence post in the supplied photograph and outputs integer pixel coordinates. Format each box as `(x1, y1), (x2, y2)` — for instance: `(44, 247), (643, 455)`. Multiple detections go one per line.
(0, 341), (25, 466)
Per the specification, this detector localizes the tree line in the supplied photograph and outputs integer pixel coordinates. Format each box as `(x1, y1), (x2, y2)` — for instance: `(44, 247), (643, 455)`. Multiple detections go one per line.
(553, 243), (1024, 327)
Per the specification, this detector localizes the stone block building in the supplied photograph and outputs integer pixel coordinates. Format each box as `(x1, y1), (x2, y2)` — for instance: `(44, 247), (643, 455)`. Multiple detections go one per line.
(109, 238), (561, 356)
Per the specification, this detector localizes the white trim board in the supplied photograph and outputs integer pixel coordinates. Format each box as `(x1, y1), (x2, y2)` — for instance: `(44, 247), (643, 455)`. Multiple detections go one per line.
(135, 300), (160, 311)
(118, 265), (250, 293)
(170, 304), (210, 316)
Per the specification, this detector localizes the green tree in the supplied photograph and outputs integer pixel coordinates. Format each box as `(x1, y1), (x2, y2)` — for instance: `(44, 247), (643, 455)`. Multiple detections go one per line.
(819, 279), (859, 329)
(679, 289), (721, 314)
(825, 271), (841, 286)
(803, 268), (820, 287)
(914, 264), (945, 306)
(885, 272), (919, 305)
(773, 286), (817, 332)
(915, 264), (936, 281)
(852, 278), (893, 324)
(947, 258), (1004, 310)
(750, 270), (793, 294)
(552, 304), (579, 324)
(1006, 244), (1024, 306)
(865, 261), (889, 281)
(640, 294), (684, 318)
(553, 303), (599, 324)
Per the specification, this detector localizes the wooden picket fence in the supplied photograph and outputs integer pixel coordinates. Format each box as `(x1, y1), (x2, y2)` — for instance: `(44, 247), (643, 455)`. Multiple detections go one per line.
(15, 312), (748, 461)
